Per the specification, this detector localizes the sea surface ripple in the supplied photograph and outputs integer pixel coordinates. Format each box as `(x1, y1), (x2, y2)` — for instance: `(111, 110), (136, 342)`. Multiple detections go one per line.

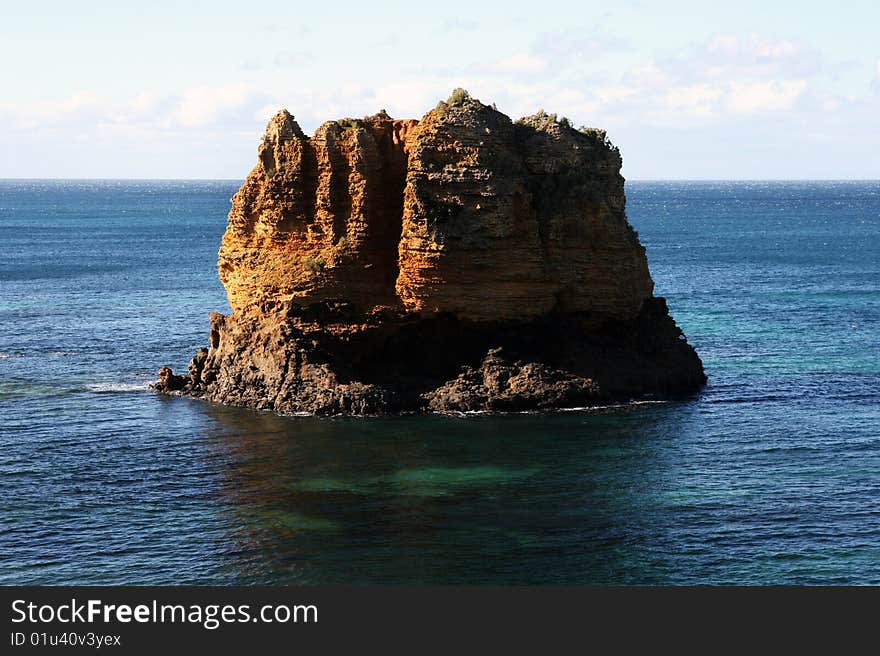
(1, 179), (878, 584)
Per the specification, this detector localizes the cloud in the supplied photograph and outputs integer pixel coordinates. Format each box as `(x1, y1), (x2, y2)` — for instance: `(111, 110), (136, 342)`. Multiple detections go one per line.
(254, 103), (285, 124)
(241, 50), (313, 71)
(3, 30), (876, 178)
(532, 30), (630, 59)
(129, 92), (163, 114)
(694, 33), (821, 78)
(260, 23), (310, 37)
(663, 84), (723, 117)
(489, 52), (547, 76)
(413, 31), (828, 131)
(632, 33), (819, 87)
(0, 29), (823, 148)
(0, 92), (104, 130)
(548, 33), (821, 126)
(370, 34), (401, 49)
(56, 92), (102, 114)
(594, 85), (637, 104)
(726, 79), (807, 114)
(706, 33), (798, 59)
(0, 81), (276, 148)
(625, 62), (672, 89)
(274, 51), (313, 67)
(437, 18), (479, 33)
(173, 83), (252, 127)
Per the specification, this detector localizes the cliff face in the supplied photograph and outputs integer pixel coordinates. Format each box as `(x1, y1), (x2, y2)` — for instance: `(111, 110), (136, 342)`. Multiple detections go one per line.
(397, 102), (652, 321)
(219, 109), (417, 315)
(156, 91), (705, 414)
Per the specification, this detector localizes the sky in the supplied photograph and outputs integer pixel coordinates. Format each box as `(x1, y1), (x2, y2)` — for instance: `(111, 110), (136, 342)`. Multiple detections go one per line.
(2, 0), (878, 179)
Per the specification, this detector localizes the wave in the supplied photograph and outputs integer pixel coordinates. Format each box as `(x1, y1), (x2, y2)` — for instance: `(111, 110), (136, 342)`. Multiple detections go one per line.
(444, 400), (671, 418)
(85, 382), (151, 394)
(0, 351), (80, 359)
(0, 379), (153, 398)
(707, 394), (791, 404)
(275, 399), (675, 419)
(557, 400), (670, 412)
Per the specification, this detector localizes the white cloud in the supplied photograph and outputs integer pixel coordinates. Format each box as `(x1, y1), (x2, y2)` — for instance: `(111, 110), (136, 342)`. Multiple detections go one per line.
(56, 92), (102, 114)
(273, 51), (313, 67)
(363, 81), (442, 117)
(820, 97), (841, 112)
(594, 85), (638, 104)
(705, 34), (807, 64)
(489, 52), (547, 76)
(0, 92), (104, 130)
(666, 33), (821, 84)
(754, 39), (798, 60)
(532, 30), (630, 58)
(727, 80), (807, 113)
(664, 84), (723, 117)
(705, 34), (740, 55)
(437, 18), (479, 33)
(0, 82), (275, 149)
(128, 92), (162, 114)
(173, 83), (252, 127)
(539, 32), (824, 127)
(2, 29), (875, 178)
(625, 62), (671, 89)
(254, 103), (285, 124)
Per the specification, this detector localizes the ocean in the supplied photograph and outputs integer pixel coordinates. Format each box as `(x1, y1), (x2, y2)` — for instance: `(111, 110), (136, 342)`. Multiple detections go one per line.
(1, 179), (878, 585)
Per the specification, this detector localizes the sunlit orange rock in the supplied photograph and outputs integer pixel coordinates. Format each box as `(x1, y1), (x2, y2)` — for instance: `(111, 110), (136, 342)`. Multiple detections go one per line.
(156, 91), (705, 415)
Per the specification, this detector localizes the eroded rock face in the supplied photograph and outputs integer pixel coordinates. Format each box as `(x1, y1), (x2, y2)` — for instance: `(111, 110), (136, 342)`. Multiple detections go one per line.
(220, 109), (417, 315)
(155, 92), (705, 414)
(397, 101), (652, 321)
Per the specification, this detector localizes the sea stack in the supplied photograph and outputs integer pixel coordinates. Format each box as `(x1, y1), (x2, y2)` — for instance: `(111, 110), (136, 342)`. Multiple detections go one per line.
(156, 90), (706, 414)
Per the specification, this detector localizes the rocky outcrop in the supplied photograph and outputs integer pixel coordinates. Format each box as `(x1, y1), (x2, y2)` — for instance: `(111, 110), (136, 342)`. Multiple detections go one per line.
(397, 104), (651, 321)
(155, 90), (705, 414)
(219, 109), (417, 315)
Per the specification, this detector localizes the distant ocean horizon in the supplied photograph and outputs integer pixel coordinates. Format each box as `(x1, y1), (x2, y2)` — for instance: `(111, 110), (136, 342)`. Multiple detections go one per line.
(2, 179), (878, 584)
(3, 177), (878, 182)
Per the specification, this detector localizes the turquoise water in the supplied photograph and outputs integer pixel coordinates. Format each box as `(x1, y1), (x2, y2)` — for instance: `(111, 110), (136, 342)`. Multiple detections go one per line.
(1, 180), (878, 584)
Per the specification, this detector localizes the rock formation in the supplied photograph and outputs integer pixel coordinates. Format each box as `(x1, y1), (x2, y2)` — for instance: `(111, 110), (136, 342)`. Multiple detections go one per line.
(155, 90), (705, 414)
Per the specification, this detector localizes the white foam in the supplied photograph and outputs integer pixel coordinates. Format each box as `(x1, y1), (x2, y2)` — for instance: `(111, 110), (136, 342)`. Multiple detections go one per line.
(86, 382), (151, 393)
(558, 400), (669, 412)
(0, 351), (80, 359)
(570, 400), (668, 409)
(445, 401), (671, 417)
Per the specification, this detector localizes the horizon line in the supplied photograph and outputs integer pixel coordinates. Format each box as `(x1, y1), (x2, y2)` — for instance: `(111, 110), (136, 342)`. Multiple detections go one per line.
(1, 177), (878, 183)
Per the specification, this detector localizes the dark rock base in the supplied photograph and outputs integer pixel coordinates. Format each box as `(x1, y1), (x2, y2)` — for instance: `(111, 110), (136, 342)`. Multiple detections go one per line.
(154, 297), (706, 415)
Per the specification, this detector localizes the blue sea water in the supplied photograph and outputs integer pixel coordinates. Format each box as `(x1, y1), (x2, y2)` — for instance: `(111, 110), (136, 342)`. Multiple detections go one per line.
(1, 179), (878, 585)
